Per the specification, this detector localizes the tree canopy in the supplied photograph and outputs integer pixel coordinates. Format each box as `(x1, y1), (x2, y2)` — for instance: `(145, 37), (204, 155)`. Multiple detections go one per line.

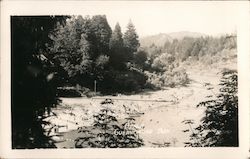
(123, 20), (140, 62)
(109, 23), (126, 70)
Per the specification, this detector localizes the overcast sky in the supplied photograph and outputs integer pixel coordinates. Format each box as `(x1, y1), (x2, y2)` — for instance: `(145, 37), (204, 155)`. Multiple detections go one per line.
(72, 1), (239, 37)
(5, 1), (240, 37)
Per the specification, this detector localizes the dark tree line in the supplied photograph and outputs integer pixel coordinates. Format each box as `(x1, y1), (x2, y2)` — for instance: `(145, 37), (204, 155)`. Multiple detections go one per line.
(48, 15), (145, 93)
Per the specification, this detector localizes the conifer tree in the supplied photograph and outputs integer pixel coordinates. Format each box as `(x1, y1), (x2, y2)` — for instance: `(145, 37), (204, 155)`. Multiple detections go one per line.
(123, 20), (140, 62)
(109, 23), (126, 70)
(11, 16), (67, 148)
(90, 15), (112, 59)
(184, 70), (238, 147)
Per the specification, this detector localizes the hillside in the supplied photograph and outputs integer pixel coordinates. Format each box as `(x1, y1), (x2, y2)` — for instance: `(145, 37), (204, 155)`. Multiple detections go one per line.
(140, 33), (173, 48)
(168, 31), (206, 40)
(140, 31), (206, 47)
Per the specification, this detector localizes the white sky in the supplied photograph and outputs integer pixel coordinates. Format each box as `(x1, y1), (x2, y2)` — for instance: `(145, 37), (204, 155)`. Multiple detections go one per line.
(3, 1), (241, 37)
(72, 1), (240, 37)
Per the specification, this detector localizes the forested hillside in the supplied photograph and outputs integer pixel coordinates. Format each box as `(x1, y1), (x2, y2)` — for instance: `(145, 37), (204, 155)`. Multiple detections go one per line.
(142, 34), (236, 62)
(140, 31), (206, 47)
(141, 34), (236, 88)
(47, 15), (236, 93)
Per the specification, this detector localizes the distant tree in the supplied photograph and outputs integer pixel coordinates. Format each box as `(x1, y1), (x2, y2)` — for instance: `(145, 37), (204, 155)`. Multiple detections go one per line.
(109, 23), (123, 49)
(169, 39), (179, 56)
(89, 15), (112, 60)
(223, 35), (237, 49)
(146, 43), (162, 60)
(86, 15), (113, 83)
(163, 40), (172, 54)
(152, 53), (175, 72)
(178, 37), (195, 61)
(123, 20), (140, 61)
(109, 23), (126, 70)
(190, 40), (201, 58)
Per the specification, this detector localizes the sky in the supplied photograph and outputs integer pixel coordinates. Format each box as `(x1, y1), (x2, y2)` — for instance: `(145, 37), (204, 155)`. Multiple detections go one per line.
(4, 1), (241, 37)
(71, 1), (239, 37)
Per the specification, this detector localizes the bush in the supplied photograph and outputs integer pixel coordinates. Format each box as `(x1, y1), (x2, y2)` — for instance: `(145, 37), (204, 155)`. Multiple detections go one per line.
(144, 71), (164, 89)
(100, 68), (147, 93)
(57, 87), (82, 97)
(75, 99), (144, 148)
(145, 67), (189, 89)
(151, 53), (175, 72)
(161, 68), (188, 87)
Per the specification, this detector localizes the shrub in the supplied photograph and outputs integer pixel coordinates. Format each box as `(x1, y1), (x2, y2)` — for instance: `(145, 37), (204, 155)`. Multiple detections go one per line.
(163, 68), (189, 87)
(57, 87), (82, 97)
(144, 71), (164, 89)
(151, 53), (175, 72)
(145, 67), (189, 89)
(75, 99), (144, 148)
(100, 69), (147, 93)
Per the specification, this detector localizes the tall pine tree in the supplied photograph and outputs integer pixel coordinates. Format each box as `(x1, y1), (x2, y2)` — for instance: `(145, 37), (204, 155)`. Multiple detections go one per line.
(89, 15), (112, 81)
(109, 23), (126, 70)
(123, 20), (140, 62)
(110, 23), (123, 50)
(90, 15), (112, 59)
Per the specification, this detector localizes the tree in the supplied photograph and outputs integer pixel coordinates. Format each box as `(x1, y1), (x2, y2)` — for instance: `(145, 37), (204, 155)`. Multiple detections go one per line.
(94, 55), (110, 81)
(48, 15), (115, 90)
(49, 16), (92, 82)
(75, 99), (144, 148)
(86, 15), (112, 83)
(109, 23), (123, 49)
(109, 23), (126, 70)
(145, 43), (162, 61)
(123, 20), (140, 61)
(184, 70), (238, 147)
(134, 49), (147, 70)
(177, 37), (195, 61)
(152, 53), (175, 72)
(89, 15), (112, 60)
(190, 40), (201, 58)
(11, 16), (67, 148)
